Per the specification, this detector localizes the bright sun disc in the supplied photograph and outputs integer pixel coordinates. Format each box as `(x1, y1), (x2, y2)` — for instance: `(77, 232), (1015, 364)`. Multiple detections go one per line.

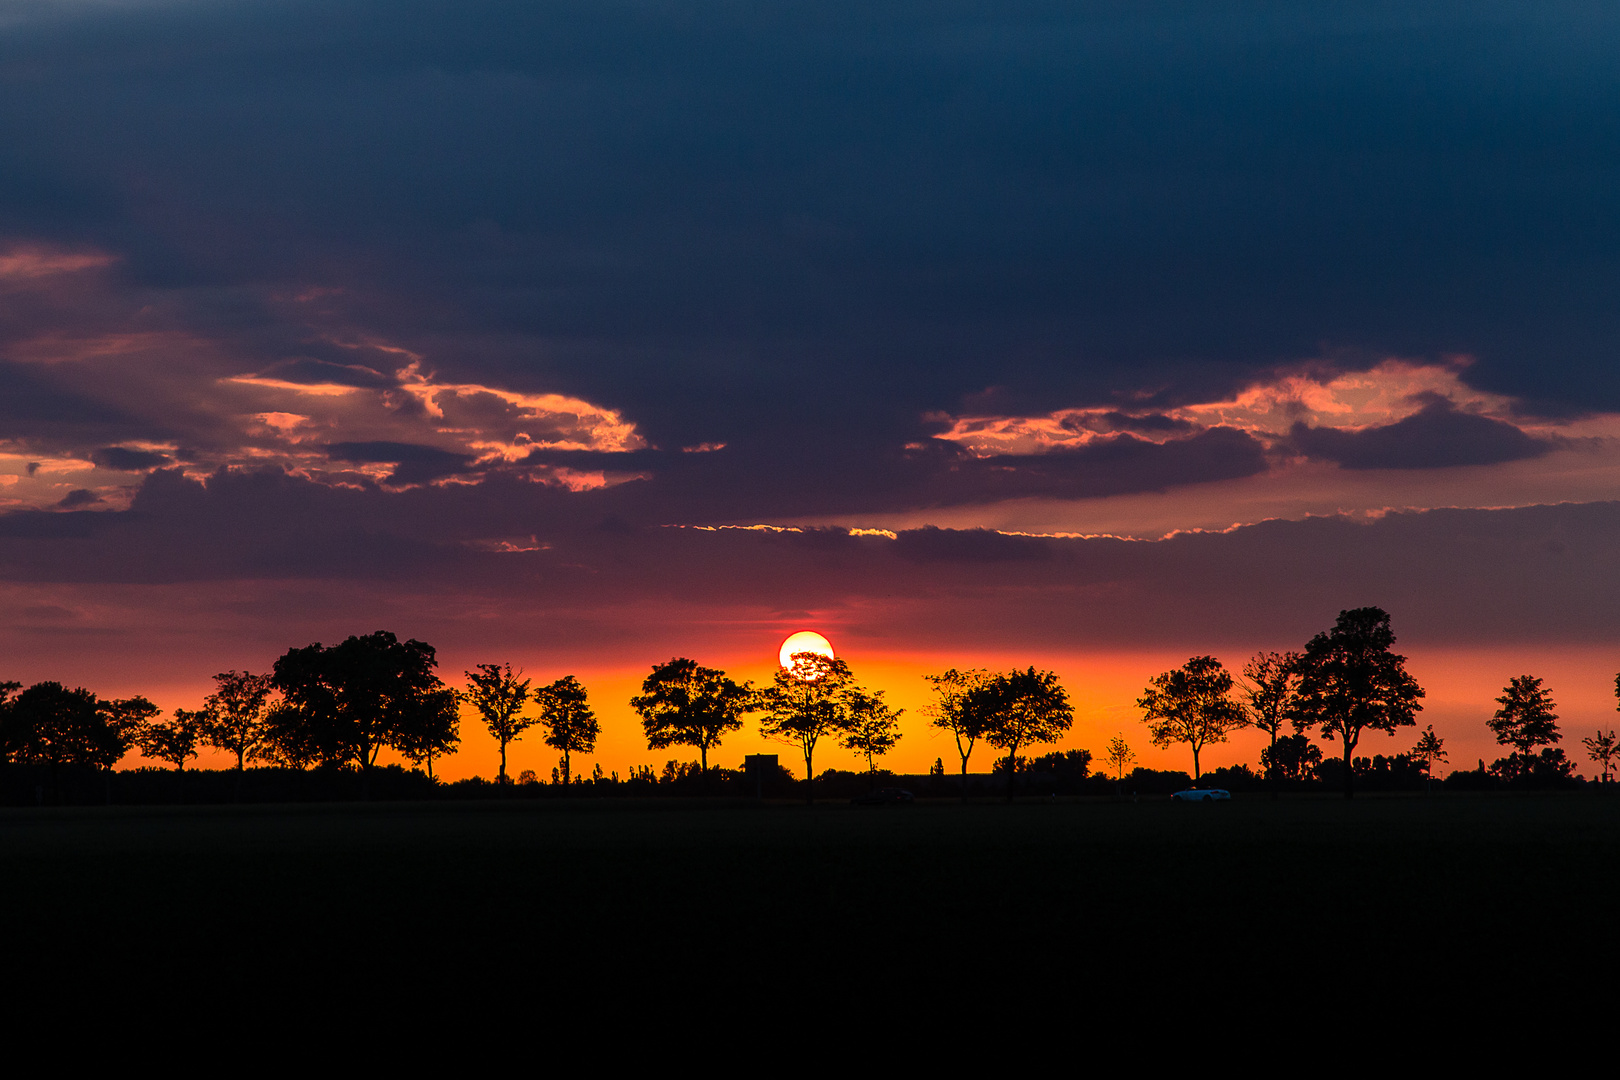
(779, 631), (834, 668)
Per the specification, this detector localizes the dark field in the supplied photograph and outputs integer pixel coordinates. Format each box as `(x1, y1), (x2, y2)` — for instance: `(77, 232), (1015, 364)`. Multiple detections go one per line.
(7, 794), (1614, 1015)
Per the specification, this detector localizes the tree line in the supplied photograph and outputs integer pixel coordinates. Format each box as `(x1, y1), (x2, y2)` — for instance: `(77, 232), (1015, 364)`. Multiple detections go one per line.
(0, 632), (1074, 804)
(4, 609), (1617, 804)
(1117, 606), (1620, 797)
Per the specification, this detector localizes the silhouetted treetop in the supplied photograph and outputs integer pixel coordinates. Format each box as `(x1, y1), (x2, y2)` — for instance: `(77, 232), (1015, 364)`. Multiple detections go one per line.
(538, 675), (597, 785)
(464, 663), (532, 784)
(1293, 607), (1424, 797)
(1138, 656), (1242, 782)
(631, 658), (756, 774)
(271, 631), (451, 784)
(1488, 676), (1560, 781)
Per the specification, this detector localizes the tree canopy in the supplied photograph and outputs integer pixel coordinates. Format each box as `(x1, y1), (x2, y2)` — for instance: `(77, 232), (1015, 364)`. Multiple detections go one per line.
(538, 675), (598, 785)
(973, 667), (1073, 800)
(1138, 655), (1243, 782)
(270, 631), (452, 789)
(464, 663), (533, 784)
(1, 682), (148, 776)
(838, 688), (904, 773)
(200, 670), (276, 771)
(923, 667), (994, 799)
(630, 657), (756, 773)
(1487, 676), (1561, 780)
(1292, 607), (1425, 797)
(758, 652), (857, 802)
(138, 707), (206, 772)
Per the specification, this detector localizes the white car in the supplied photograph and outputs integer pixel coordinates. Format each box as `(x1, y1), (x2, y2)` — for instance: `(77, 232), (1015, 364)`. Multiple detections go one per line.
(1171, 786), (1231, 802)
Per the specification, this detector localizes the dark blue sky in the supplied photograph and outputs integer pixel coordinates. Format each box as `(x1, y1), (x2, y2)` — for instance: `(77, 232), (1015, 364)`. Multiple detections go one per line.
(3, 1), (1620, 674)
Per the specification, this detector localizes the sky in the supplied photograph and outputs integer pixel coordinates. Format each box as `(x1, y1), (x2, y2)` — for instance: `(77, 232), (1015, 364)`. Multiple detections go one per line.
(4, 0), (1620, 780)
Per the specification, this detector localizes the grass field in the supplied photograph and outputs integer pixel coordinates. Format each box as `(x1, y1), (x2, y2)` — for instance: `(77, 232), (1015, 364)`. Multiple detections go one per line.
(5, 793), (1614, 1018)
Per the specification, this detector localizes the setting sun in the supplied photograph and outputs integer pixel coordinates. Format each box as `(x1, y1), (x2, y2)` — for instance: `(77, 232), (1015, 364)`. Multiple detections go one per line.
(778, 631), (834, 668)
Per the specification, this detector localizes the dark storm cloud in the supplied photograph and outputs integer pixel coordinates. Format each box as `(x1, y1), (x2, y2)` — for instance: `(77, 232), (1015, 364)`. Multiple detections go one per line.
(324, 441), (476, 485)
(2, 468), (1619, 653)
(90, 447), (172, 471)
(2, 0), (1619, 512)
(1289, 396), (1553, 470)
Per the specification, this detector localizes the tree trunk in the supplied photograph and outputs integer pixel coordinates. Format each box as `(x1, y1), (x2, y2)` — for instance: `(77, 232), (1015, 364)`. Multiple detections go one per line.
(803, 744), (814, 805)
(959, 751), (971, 803)
(499, 740), (508, 785)
(1191, 744), (1200, 783)
(1268, 731), (1279, 801)
(1342, 731), (1356, 799)
(1004, 746), (1020, 803)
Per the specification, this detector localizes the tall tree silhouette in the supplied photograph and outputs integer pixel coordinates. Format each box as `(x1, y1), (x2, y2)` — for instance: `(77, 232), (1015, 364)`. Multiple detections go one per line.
(1242, 650), (1303, 798)
(975, 668), (1073, 801)
(1138, 656), (1243, 782)
(138, 707), (205, 772)
(759, 652), (856, 804)
(1487, 676), (1561, 782)
(631, 658), (756, 774)
(923, 668), (994, 801)
(838, 688), (904, 773)
(138, 706), (205, 801)
(271, 631), (451, 796)
(394, 687), (461, 780)
(538, 675), (598, 785)
(1293, 608), (1425, 798)
(201, 671), (277, 772)
(1412, 725), (1447, 793)
(464, 663), (533, 784)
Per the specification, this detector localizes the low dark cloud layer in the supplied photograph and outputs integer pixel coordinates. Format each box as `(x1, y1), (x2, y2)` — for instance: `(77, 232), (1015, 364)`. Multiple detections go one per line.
(3, 468), (1617, 666)
(1290, 397), (1554, 470)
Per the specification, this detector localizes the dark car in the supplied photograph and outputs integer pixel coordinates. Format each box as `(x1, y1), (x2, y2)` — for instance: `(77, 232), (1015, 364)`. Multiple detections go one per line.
(850, 787), (915, 806)
(1170, 786), (1231, 802)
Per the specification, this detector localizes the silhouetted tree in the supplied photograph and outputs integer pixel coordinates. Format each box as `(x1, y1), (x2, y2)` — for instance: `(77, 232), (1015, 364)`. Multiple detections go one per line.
(98, 696), (158, 769)
(759, 652), (856, 803)
(923, 668), (993, 801)
(1138, 656), (1243, 782)
(538, 675), (597, 785)
(394, 686), (461, 780)
(838, 688), (904, 773)
(1583, 729), (1618, 787)
(1487, 676), (1561, 782)
(464, 663), (533, 784)
(3, 682), (126, 798)
(137, 707), (205, 772)
(0, 681), (19, 761)
(271, 631), (452, 796)
(1242, 650), (1303, 797)
(630, 658), (757, 774)
(1105, 734), (1135, 781)
(1260, 733), (1323, 783)
(258, 702), (321, 771)
(1293, 608), (1425, 798)
(1412, 724), (1447, 793)
(974, 667), (1073, 801)
(200, 671), (276, 772)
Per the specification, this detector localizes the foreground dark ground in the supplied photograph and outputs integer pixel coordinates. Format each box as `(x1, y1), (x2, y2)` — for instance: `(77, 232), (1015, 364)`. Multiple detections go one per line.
(5, 793), (1613, 1023)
